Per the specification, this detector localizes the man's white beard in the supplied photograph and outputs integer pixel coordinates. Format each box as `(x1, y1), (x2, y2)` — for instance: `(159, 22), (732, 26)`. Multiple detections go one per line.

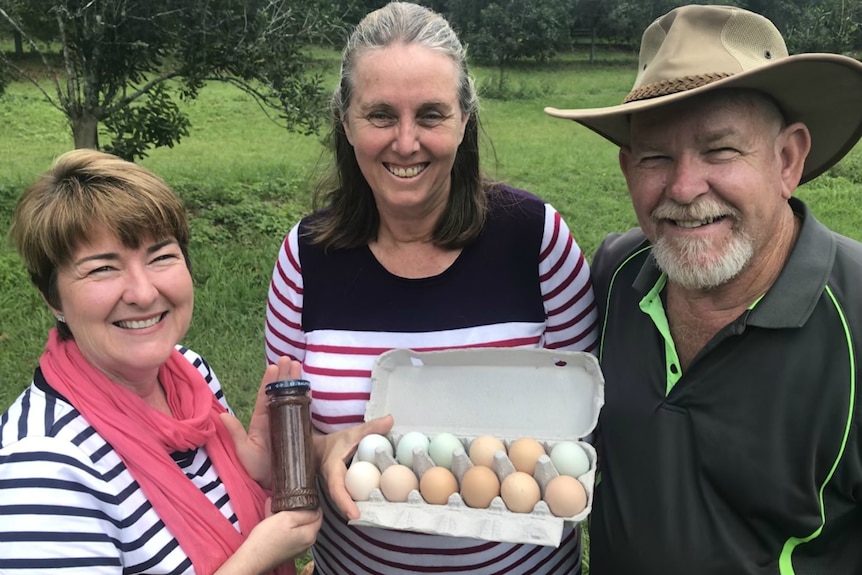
(653, 231), (754, 291)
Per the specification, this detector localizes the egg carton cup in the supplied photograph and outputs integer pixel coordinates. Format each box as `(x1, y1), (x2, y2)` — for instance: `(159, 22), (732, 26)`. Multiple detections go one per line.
(351, 347), (604, 547)
(353, 488), (563, 547)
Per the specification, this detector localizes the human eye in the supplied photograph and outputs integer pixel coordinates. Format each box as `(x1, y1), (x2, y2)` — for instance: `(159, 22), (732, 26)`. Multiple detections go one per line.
(365, 109), (395, 127)
(708, 147), (740, 161)
(418, 106), (450, 126)
(150, 245), (183, 265)
(637, 154), (670, 167)
(419, 114), (444, 127)
(79, 262), (116, 276)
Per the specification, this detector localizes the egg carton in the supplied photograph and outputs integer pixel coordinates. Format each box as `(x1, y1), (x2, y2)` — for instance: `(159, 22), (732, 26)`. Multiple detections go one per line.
(350, 347), (604, 547)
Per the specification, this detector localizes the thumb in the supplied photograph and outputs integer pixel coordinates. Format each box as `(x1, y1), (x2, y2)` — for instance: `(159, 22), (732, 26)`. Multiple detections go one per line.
(362, 414), (395, 438)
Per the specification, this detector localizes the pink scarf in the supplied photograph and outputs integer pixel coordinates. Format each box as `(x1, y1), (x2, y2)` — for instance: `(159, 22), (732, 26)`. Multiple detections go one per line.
(39, 329), (295, 575)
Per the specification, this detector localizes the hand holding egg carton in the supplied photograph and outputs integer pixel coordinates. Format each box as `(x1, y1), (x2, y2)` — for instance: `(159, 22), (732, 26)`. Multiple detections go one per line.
(346, 348), (604, 547)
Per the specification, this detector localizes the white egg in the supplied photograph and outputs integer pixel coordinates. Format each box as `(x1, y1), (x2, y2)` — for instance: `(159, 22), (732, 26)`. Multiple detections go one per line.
(428, 432), (463, 469)
(550, 441), (590, 478)
(357, 433), (394, 463)
(344, 461), (381, 501)
(395, 431), (430, 468)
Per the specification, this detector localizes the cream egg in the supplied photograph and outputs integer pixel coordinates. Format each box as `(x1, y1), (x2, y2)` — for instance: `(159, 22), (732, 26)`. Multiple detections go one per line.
(507, 437), (546, 475)
(543, 475), (587, 517)
(344, 461), (381, 501)
(459, 465), (500, 509)
(419, 466), (459, 505)
(469, 435), (506, 468)
(379, 464), (419, 502)
(500, 471), (541, 513)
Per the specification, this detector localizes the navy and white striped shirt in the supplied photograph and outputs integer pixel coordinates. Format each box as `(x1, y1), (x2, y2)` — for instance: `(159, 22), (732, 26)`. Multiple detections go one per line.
(0, 347), (240, 574)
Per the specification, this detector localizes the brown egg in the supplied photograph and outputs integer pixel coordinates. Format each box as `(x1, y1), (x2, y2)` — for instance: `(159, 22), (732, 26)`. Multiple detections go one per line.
(507, 437), (546, 475)
(469, 435), (507, 468)
(379, 464), (419, 502)
(500, 471), (541, 513)
(543, 475), (587, 517)
(419, 466), (459, 505)
(460, 465), (500, 509)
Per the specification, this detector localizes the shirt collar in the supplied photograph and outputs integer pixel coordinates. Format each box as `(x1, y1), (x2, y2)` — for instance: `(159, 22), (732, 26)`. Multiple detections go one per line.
(748, 197), (836, 328)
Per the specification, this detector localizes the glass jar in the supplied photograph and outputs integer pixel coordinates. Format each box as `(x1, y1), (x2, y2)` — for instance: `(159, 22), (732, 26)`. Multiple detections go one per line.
(265, 379), (319, 512)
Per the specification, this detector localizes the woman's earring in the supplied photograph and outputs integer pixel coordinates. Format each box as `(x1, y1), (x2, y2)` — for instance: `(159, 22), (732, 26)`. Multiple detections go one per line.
(56, 314), (66, 323)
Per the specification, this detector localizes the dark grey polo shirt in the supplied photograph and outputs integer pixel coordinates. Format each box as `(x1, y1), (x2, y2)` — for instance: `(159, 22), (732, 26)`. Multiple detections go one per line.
(589, 197), (862, 575)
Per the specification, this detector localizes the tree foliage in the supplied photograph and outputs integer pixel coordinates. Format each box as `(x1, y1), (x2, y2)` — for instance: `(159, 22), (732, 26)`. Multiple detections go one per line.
(1, 0), (859, 139)
(0, 0), (337, 160)
(443, 0), (572, 91)
(591, 0), (862, 53)
(749, 0), (862, 54)
(446, 0), (862, 59)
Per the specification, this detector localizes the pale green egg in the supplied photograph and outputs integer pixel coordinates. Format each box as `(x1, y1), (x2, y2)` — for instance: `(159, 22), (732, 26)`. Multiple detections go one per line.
(428, 432), (464, 469)
(395, 431), (430, 468)
(549, 441), (590, 478)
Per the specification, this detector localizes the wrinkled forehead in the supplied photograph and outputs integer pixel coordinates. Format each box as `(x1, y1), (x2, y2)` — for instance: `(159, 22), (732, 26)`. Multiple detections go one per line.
(628, 89), (783, 140)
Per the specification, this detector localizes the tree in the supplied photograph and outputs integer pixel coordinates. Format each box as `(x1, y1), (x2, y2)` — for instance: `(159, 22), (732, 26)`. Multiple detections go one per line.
(570, 0), (618, 63)
(0, 0), (336, 160)
(746, 0), (862, 53)
(327, 0), (388, 29)
(467, 0), (572, 91)
(602, 0), (861, 53)
(603, 0), (745, 48)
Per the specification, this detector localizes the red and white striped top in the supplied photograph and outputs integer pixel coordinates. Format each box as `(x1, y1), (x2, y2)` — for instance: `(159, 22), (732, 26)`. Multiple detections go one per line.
(265, 186), (597, 574)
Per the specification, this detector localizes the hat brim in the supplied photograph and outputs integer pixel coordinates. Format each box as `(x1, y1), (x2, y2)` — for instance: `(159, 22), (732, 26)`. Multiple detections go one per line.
(545, 54), (862, 184)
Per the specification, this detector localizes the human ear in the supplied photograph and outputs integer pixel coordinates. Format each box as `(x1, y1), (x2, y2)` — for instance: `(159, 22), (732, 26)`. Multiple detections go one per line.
(618, 147), (635, 188)
(777, 122), (811, 198)
(342, 112), (355, 146)
(458, 113), (470, 143)
(44, 298), (64, 322)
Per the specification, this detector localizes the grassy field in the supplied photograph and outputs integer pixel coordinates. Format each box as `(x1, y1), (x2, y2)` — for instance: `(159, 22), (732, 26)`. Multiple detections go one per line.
(3, 45), (862, 421)
(1, 47), (861, 570)
(0, 50), (645, 413)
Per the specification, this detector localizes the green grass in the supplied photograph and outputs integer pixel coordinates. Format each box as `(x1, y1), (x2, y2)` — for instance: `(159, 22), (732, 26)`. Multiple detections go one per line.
(3, 41), (862, 430)
(3, 44), (862, 418)
(2, 46), (862, 572)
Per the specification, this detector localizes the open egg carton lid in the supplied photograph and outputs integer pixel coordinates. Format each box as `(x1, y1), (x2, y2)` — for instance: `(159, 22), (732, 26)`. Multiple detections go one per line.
(364, 347), (604, 441)
(351, 347), (605, 547)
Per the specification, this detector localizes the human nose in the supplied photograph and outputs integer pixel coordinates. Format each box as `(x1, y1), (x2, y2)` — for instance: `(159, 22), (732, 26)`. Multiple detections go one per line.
(391, 118), (419, 155)
(121, 264), (159, 306)
(664, 154), (709, 204)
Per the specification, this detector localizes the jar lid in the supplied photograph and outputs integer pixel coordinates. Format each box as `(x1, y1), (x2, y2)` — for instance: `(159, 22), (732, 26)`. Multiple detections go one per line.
(265, 379), (311, 394)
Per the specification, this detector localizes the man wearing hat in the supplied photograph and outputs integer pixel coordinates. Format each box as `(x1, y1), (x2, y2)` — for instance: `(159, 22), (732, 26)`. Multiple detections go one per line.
(546, 5), (862, 574)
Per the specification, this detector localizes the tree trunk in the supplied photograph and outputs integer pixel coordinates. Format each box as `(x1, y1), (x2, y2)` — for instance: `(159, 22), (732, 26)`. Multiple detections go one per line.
(590, 27), (596, 64)
(70, 113), (100, 150)
(13, 31), (23, 58)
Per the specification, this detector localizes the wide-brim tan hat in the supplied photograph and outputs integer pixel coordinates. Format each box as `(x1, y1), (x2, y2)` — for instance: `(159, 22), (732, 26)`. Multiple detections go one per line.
(545, 4), (862, 184)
